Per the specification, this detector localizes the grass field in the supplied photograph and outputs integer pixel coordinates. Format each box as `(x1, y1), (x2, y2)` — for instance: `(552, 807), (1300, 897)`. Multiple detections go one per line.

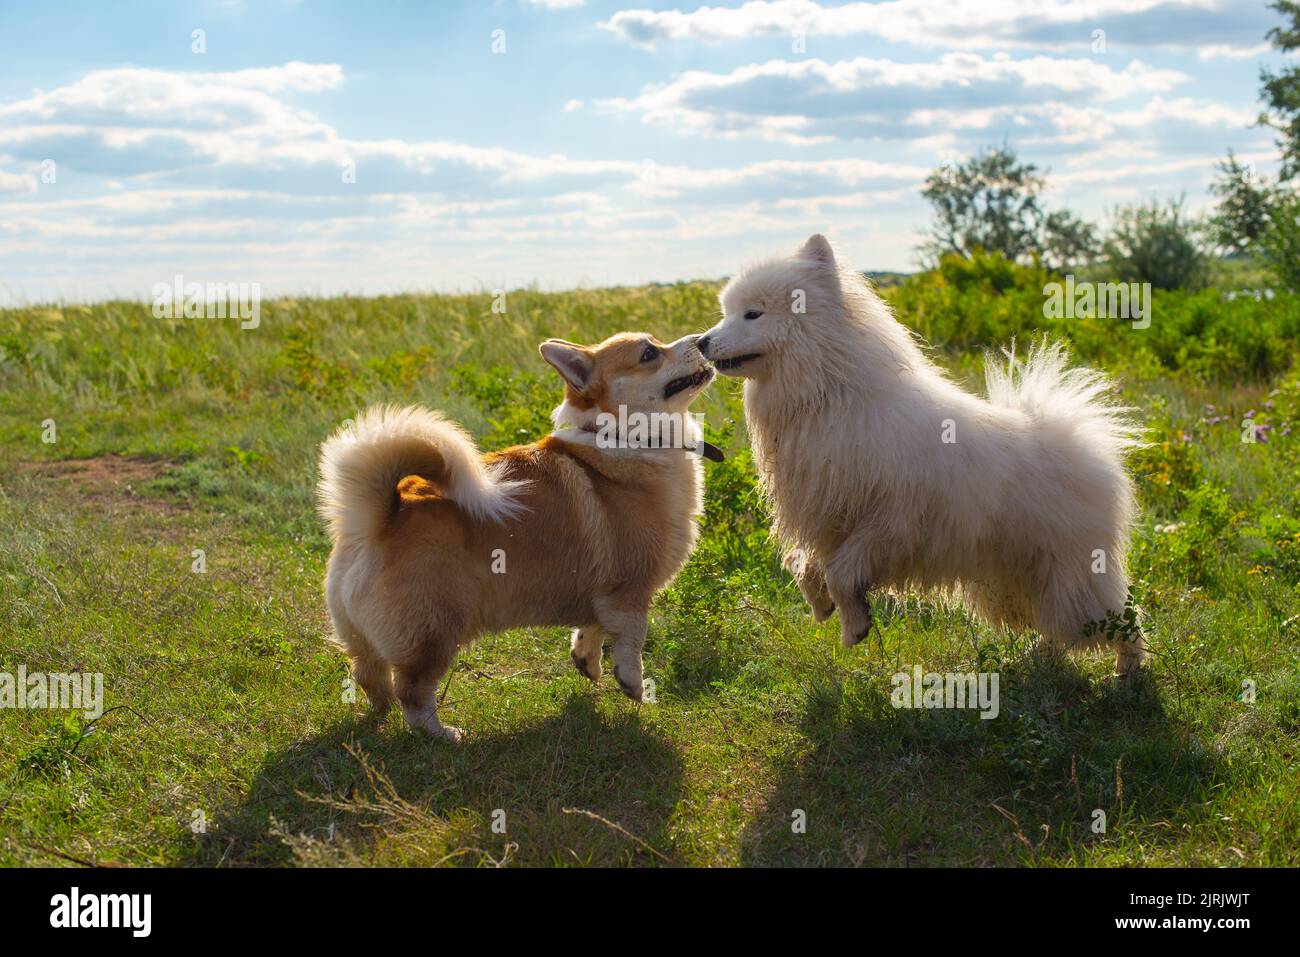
(2, 263), (1299, 866)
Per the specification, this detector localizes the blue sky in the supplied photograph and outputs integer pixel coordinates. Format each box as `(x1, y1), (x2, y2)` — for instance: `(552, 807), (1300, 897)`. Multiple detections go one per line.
(0, 0), (1291, 303)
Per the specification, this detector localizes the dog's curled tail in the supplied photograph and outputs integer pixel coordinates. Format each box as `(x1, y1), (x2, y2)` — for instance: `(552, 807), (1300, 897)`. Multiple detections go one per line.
(317, 404), (527, 541)
(985, 339), (1145, 459)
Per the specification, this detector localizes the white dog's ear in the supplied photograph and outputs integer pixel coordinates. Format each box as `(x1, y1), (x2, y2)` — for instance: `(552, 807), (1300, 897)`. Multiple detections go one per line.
(799, 233), (835, 265)
(540, 339), (595, 393)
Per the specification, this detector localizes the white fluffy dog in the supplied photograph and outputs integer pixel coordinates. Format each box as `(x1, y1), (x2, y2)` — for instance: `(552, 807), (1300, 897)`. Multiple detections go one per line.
(696, 235), (1146, 675)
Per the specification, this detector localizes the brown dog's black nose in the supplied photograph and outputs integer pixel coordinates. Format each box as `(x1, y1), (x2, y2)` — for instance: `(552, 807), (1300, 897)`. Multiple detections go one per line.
(696, 334), (712, 358)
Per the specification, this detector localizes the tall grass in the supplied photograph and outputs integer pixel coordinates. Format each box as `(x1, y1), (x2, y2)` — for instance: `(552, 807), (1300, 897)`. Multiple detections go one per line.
(1, 264), (1298, 866)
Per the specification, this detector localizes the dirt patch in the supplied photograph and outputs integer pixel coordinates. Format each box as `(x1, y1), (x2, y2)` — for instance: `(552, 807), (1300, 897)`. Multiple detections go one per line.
(14, 455), (186, 515)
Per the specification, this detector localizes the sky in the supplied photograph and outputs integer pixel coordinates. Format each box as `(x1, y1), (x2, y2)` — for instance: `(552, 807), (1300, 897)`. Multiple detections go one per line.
(0, 0), (1292, 304)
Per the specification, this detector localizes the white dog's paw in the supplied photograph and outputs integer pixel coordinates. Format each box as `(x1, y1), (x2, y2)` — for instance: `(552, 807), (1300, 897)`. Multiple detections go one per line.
(789, 556), (836, 622)
(839, 600), (873, 648)
(811, 596), (837, 623)
(1114, 639), (1147, 678)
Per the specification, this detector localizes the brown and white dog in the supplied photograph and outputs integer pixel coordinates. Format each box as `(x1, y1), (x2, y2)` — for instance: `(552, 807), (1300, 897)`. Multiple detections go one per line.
(317, 333), (714, 740)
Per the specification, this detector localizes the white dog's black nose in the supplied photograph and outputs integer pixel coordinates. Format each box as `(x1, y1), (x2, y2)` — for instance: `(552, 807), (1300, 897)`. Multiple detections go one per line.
(696, 334), (713, 358)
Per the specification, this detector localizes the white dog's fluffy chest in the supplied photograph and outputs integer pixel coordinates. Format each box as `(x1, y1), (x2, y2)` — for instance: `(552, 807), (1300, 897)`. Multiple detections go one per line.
(743, 374), (1019, 569)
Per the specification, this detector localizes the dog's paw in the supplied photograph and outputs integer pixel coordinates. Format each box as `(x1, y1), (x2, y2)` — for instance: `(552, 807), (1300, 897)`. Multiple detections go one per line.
(404, 704), (463, 741)
(432, 724), (464, 743)
(569, 628), (604, 682)
(413, 721), (464, 742)
(811, 599), (836, 623)
(613, 665), (643, 702)
(571, 648), (602, 682)
(1113, 642), (1147, 679)
(839, 601), (873, 648)
(412, 717), (463, 742)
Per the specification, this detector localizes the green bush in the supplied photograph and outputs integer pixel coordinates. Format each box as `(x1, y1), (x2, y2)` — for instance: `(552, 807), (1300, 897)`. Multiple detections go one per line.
(887, 250), (1300, 381)
(447, 362), (556, 449)
(1102, 198), (1208, 290)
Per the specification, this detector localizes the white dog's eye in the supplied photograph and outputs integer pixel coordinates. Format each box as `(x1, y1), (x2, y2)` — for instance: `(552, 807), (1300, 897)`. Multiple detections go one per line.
(641, 344), (659, 362)
(744, 310), (763, 320)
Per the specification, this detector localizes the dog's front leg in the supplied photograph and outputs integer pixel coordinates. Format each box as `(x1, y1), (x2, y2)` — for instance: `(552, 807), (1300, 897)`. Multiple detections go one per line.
(570, 625), (605, 682)
(784, 551), (836, 622)
(824, 539), (875, 648)
(594, 593), (649, 702)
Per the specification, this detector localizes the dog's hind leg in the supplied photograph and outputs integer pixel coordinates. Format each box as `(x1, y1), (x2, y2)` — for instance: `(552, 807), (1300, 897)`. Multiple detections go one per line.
(1114, 630), (1147, 678)
(1037, 586), (1146, 680)
(824, 533), (877, 648)
(785, 552), (836, 622)
(393, 629), (462, 742)
(595, 592), (650, 702)
(570, 625), (606, 682)
(327, 600), (395, 714)
(352, 646), (395, 714)
(1038, 554), (1145, 678)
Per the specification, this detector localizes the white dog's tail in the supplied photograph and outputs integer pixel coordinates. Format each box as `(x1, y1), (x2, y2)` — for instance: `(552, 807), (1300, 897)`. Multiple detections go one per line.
(317, 404), (527, 541)
(985, 340), (1144, 458)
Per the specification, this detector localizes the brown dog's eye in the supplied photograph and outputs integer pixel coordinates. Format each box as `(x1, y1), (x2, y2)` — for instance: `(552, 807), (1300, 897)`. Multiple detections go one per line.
(744, 310), (763, 320)
(641, 344), (659, 362)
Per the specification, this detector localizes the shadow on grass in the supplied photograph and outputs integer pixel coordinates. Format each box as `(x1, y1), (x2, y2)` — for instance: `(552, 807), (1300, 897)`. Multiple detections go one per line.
(738, 651), (1219, 866)
(188, 694), (684, 867)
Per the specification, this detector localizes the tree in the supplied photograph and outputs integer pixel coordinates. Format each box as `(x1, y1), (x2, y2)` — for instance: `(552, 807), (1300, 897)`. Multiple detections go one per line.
(1260, 0), (1300, 181)
(1261, 189), (1300, 290)
(1102, 198), (1208, 290)
(1207, 151), (1275, 255)
(921, 146), (1045, 262)
(1245, 1), (1300, 291)
(1040, 209), (1100, 272)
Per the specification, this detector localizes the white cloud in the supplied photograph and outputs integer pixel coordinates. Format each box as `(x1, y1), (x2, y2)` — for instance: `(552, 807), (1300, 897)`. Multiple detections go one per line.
(0, 167), (37, 193)
(1052, 149), (1278, 187)
(0, 63), (628, 195)
(0, 62), (932, 198)
(0, 54), (1278, 301)
(0, 61), (343, 123)
(0, 58), (937, 302)
(598, 52), (1191, 145)
(601, 0), (1271, 55)
(1198, 42), (1274, 60)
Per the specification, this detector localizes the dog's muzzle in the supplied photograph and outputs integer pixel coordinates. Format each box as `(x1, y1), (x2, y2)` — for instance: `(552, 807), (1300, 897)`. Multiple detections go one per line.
(663, 366), (714, 400)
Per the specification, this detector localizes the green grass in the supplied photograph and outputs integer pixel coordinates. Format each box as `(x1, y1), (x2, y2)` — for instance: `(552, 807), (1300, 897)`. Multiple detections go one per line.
(1, 268), (1298, 866)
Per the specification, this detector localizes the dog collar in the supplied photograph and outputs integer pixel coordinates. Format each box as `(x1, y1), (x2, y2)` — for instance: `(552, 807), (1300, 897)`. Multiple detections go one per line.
(698, 441), (726, 463)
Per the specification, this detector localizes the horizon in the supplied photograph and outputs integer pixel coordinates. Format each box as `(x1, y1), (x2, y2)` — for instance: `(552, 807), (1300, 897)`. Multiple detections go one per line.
(0, 0), (1291, 305)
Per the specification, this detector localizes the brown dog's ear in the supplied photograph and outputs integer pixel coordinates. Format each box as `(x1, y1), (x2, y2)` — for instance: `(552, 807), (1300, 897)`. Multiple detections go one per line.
(539, 339), (595, 393)
(798, 233), (835, 265)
